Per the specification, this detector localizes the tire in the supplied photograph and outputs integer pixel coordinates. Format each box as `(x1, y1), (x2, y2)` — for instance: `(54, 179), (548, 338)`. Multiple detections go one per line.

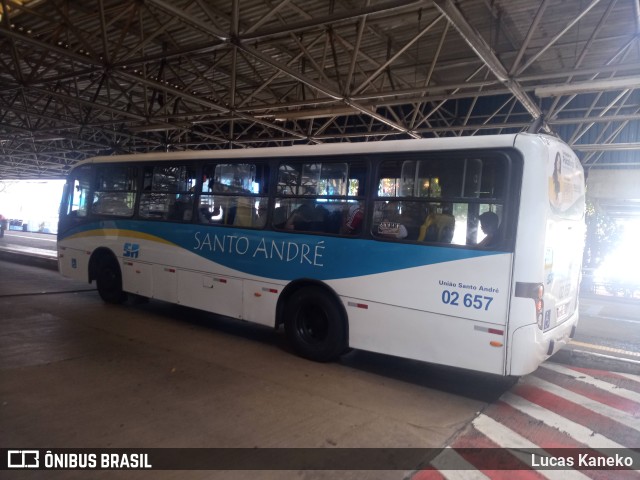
(96, 256), (127, 304)
(284, 286), (347, 362)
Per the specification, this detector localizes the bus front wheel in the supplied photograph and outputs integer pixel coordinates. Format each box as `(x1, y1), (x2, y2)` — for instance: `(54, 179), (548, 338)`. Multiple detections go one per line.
(284, 286), (347, 362)
(96, 256), (127, 304)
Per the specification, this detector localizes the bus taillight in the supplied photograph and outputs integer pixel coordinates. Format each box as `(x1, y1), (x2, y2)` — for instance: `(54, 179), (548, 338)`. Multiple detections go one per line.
(535, 284), (544, 329)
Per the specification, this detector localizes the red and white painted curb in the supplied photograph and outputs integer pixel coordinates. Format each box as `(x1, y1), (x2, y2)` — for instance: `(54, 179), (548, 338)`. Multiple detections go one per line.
(412, 363), (640, 479)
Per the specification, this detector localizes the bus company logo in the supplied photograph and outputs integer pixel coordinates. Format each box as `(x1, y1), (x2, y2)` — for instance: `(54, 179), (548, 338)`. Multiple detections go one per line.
(123, 243), (140, 259)
(7, 450), (40, 468)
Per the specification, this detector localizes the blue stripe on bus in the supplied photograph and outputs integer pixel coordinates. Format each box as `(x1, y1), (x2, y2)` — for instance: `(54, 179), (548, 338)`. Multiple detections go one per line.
(60, 220), (500, 281)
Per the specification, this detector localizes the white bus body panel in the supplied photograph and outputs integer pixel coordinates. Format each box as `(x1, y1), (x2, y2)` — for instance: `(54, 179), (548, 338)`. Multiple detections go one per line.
(58, 246), (90, 279)
(122, 260), (153, 297)
(332, 253), (513, 375)
(508, 135), (585, 376)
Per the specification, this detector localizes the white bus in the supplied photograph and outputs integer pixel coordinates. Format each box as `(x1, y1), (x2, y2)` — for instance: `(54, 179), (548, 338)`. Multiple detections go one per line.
(57, 133), (585, 376)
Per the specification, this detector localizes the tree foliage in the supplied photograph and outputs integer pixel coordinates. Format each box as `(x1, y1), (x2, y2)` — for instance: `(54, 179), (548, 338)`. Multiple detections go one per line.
(582, 200), (623, 269)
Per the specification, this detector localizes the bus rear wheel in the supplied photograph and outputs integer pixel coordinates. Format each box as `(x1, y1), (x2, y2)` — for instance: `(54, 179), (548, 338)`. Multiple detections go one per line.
(284, 286), (347, 362)
(96, 256), (127, 304)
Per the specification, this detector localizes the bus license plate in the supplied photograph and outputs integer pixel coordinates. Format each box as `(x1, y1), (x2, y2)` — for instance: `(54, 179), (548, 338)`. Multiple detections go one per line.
(556, 303), (567, 320)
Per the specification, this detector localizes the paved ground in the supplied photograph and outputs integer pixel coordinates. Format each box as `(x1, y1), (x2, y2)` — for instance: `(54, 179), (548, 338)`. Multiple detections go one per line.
(0, 260), (514, 480)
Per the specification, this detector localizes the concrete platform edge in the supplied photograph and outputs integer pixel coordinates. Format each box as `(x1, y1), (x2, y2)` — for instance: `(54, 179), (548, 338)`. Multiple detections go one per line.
(551, 347), (640, 375)
(0, 248), (58, 271)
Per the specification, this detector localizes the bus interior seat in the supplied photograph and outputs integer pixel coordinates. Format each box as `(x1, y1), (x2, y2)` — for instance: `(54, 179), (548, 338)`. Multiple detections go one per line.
(273, 206), (287, 229)
(404, 224), (420, 241)
(326, 208), (344, 233)
(418, 213), (455, 243)
(169, 198), (193, 222)
(233, 201), (253, 227)
(310, 205), (329, 232)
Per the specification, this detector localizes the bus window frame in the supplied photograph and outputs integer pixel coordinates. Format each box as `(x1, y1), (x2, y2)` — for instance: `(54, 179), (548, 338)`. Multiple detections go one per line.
(58, 148), (522, 251)
(370, 149), (522, 251)
(91, 164), (139, 218)
(137, 161), (199, 223)
(273, 155), (370, 237)
(198, 160), (271, 230)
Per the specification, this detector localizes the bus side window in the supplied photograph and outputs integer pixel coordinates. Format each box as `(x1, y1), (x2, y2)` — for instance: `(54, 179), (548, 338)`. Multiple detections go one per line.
(375, 155), (506, 246)
(92, 165), (137, 217)
(199, 163), (268, 229)
(274, 159), (366, 236)
(139, 164), (197, 221)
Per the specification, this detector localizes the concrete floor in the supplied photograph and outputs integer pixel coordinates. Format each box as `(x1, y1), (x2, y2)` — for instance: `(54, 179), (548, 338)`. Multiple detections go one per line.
(0, 260), (515, 480)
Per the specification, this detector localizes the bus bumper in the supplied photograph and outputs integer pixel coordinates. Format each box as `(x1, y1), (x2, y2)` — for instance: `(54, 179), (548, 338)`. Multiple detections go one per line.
(509, 311), (578, 376)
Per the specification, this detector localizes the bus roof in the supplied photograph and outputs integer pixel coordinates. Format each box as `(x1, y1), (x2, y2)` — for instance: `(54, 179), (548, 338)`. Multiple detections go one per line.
(72, 133), (563, 168)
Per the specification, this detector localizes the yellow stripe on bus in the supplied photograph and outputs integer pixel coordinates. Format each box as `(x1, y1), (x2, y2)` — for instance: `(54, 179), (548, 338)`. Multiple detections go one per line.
(66, 229), (176, 246)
